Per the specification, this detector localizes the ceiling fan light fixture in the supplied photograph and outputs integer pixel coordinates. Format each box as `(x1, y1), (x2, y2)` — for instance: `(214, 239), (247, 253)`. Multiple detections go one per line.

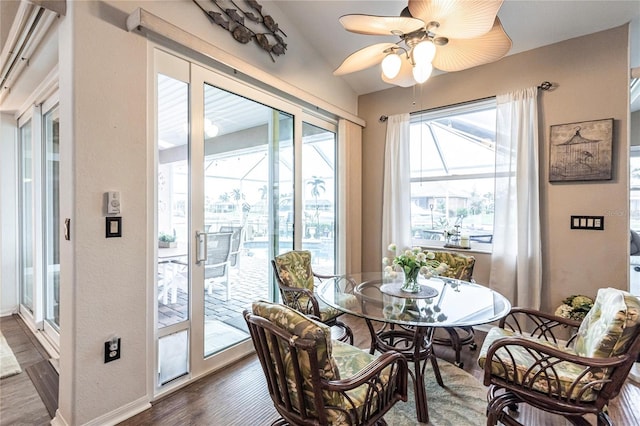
(411, 39), (436, 65)
(381, 53), (402, 79)
(412, 61), (433, 84)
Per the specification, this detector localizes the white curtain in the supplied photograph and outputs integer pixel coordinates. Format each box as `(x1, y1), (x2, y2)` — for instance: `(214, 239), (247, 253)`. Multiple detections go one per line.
(489, 87), (542, 309)
(382, 114), (412, 257)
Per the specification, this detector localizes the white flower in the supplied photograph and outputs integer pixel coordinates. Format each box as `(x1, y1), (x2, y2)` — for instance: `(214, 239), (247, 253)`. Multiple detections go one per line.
(416, 252), (427, 262)
(554, 304), (572, 318)
(388, 243), (397, 252)
(383, 265), (398, 278)
(404, 249), (413, 257)
(420, 266), (434, 279)
(435, 263), (449, 274)
(382, 256), (390, 266)
(426, 252), (435, 260)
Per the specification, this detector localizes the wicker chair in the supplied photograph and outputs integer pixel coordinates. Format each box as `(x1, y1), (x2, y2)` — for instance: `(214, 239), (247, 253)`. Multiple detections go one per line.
(479, 287), (640, 426)
(430, 250), (477, 367)
(244, 301), (408, 426)
(272, 250), (354, 344)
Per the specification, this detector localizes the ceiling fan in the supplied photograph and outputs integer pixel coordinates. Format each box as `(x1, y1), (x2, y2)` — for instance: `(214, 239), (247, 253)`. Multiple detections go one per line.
(333, 0), (512, 87)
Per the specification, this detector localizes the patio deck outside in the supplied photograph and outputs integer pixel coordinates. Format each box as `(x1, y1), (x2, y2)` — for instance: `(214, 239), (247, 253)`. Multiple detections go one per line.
(157, 241), (336, 354)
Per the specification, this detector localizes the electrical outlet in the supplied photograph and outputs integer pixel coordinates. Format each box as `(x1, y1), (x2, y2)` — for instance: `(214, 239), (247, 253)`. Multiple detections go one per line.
(104, 337), (121, 363)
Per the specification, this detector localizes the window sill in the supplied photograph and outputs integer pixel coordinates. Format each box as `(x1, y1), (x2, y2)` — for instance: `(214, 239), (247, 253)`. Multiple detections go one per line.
(417, 239), (493, 255)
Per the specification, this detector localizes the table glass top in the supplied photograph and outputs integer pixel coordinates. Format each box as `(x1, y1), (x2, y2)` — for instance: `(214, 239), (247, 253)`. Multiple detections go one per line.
(316, 272), (511, 328)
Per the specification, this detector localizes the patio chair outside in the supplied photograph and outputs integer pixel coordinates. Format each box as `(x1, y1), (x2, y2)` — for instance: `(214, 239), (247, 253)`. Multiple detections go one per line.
(205, 231), (233, 300)
(219, 225), (243, 268)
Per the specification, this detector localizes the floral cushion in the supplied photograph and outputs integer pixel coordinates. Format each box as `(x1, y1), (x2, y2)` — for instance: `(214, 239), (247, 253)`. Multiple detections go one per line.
(331, 340), (390, 420)
(274, 250), (315, 291)
(479, 288), (640, 402)
(431, 251), (475, 281)
(274, 250), (344, 322)
(574, 287), (640, 358)
(251, 301), (346, 423)
(478, 327), (602, 401)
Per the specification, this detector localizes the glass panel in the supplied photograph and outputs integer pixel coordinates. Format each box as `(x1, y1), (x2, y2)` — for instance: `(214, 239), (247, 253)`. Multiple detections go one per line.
(301, 122), (336, 275)
(158, 330), (189, 385)
(630, 148), (640, 231)
(202, 84), (293, 357)
(410, 104), (496, 247)
(157, 74), (190, 328)
(44, 105), (60, 329)
(20, 120), (34, 311)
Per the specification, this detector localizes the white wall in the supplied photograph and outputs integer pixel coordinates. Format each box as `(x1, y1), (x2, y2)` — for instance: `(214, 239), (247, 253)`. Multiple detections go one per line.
(0, 113), (17, 316)
(52, 1), (361, 424)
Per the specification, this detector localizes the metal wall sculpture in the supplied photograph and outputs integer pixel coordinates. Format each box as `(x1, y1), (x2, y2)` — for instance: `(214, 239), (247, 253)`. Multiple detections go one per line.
(193, 0), (287, 62)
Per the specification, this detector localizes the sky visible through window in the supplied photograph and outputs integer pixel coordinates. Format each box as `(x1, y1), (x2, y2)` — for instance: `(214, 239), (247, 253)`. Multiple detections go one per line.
(410, 102), (496, 246)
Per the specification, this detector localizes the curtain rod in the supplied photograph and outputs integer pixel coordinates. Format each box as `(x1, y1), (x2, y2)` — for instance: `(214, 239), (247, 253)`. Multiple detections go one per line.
(379, 81), (554, 123)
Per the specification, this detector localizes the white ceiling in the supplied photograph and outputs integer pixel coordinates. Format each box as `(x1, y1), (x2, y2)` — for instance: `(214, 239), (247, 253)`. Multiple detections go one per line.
(273, 0), (640, 100)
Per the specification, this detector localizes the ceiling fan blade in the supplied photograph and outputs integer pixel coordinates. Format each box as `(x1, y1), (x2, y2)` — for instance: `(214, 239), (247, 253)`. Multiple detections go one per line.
(339, 14), (424, 36)
(333, 42), (398, 75)
(408, 0), (503, 39)
(381, 56), (416, 87)
(432, 17), (512, 72)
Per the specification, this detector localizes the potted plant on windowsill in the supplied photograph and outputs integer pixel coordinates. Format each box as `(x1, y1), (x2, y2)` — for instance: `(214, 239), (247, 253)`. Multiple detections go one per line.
(158, 231), (177, 248)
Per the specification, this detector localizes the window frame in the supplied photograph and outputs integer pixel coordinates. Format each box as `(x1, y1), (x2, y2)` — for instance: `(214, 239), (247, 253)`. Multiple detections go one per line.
(409, 98), (497, 253)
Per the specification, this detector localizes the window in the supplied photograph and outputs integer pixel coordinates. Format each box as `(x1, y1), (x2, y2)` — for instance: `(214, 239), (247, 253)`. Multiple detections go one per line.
(410, 99), (496, 248)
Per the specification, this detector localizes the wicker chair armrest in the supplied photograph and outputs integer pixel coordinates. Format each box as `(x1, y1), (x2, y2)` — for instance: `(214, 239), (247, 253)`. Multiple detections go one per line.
(321, 351), (408, 425)
(313, 271), (338, 280)
(325, 351), (408, 392)
(499, 307), (582, 345)
(278, 284), (321, 316)
(483, 335), (630, 400)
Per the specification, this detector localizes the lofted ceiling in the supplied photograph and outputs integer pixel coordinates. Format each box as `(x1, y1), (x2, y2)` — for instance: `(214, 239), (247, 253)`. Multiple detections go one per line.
(273, 0), (640, 106)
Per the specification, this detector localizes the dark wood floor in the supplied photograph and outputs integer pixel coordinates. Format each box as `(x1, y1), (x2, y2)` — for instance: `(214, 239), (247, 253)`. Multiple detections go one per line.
(0, 315), (51, 426)
(3, 314), (640, 425)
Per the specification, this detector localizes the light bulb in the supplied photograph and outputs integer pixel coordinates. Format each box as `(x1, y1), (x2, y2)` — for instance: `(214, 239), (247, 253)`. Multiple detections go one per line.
(204, 118), (219, 138)
(412, 62), (433, 84)
(381, 53), (402, 79)
(412, 40), (436, 65)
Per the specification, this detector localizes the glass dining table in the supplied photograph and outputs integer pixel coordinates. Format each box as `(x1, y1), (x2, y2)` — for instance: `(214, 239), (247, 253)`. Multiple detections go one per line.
(316, 272), (511, 424)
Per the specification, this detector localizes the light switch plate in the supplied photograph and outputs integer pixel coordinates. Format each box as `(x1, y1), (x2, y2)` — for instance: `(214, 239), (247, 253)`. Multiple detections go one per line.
(570, 215), (604, 230)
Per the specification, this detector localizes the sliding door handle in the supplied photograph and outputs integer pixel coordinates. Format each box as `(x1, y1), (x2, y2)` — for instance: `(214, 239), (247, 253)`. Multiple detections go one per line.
(196, 231), (207, 264)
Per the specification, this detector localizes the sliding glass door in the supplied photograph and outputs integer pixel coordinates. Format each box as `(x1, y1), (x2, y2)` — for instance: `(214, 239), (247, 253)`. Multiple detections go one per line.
(17, 92), (61, 347)
(19, 118), (35, 313)
(155, 51), (308, 393)
(198, 81), (293, 359)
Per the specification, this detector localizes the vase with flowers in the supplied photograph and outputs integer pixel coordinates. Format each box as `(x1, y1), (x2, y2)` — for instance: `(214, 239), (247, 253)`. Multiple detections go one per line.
(383, 243), (449, 293)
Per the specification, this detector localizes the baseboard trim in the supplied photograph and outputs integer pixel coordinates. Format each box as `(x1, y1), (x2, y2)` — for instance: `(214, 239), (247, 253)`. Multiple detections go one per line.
(51, 396), (150, 426)
(51, 409), (69, 426)
(82, 396), (151, 426)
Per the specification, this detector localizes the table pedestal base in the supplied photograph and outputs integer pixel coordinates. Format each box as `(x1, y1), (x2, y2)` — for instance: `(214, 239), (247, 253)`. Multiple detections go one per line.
(365, 319), (443, 424)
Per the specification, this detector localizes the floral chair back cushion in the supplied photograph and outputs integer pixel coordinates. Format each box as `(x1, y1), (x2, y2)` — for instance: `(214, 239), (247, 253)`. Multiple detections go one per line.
(251, 301), (344, 419)
(431, 251), (475, 281)
(274, 250), (315, 291)
(574, 287), (640, 358)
